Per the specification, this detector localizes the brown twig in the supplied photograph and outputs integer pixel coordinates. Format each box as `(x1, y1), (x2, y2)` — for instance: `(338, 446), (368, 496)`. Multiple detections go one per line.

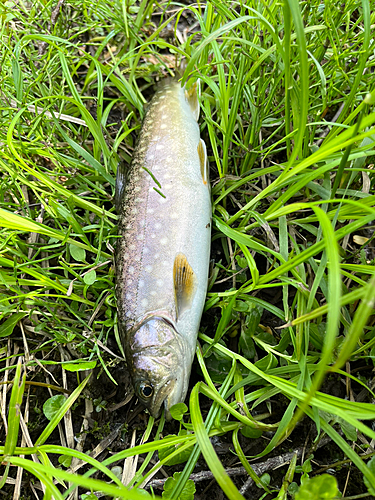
(145, 433), (333, 493)
(146, 449), (303, 491)
(214, 267), (248, 285)
(315, 102), (346, 147)
(69, 423), (123, 474)
(38, 0), (65, 60)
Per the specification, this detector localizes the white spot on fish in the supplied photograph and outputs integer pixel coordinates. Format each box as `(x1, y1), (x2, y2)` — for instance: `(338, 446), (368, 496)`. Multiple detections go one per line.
(148, 153), (155, 160)
(162, 260), (169, 266)
(170, 212), (179, 219)
(147, 208), (154, 214)
(160, 237), (168, 245)
(139, 219), (146, 227)
(165, 156), (172, 163)
(143, 131), (150, 137)
(164, 184), (172, 190)
(123, 253), (129, 260)
(126, 311), (132, 317)
(135, 186), (141, 192)
(159, 95), (166, 99)
(126, 293), (132, 300)
(161, 114), (167, 119)
(154, 135), (160, 141)
(143, 246), (149, 254)
(166, 90), (172, 94)
(157, 279), (163, 287)
(141, 298), (148, 307)
(160, 105), (167, 110)
(151, 233), (156, 239)
(134, 176), (140, 181)
(139, 280), (145, 288)
(163, 173), (170, 179)
(158, 196), (167, 204)
(126, 280), (132, 286)
(137, 234), (144, 241)
(135, 197), (144, 203)
(131, 208), (138, 215)
(128, 266), (135, 274)
(138, 146), (146, 153)
(151, 291), (157, 296)
(154, 253), (160, 259)
(145, 265), (153, 273)
(155, 222), (162, 230)
(129, 244), (136, 250)
(160, 124), (167, 129)
(125, 224), (132, 230)
(156, 144), (164, 150)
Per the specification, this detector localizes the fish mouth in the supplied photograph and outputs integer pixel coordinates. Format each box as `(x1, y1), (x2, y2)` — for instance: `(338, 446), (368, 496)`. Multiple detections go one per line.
(150, 378), (177, 419)
(164, 398), (175, 421)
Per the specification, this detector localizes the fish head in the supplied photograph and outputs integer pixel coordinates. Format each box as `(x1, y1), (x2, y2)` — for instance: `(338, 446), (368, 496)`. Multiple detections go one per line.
(126, 316), (191, 419)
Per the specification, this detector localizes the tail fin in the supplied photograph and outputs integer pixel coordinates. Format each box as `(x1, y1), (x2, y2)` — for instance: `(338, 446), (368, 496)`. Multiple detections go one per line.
(155, 58), (200, 120)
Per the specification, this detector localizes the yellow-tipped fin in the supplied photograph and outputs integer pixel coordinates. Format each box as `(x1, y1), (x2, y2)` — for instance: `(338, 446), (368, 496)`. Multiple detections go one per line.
(173, 253), (196, 319)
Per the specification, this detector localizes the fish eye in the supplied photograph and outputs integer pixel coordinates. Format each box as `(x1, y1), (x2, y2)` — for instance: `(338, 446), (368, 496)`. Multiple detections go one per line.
(137, 381), (154, 399)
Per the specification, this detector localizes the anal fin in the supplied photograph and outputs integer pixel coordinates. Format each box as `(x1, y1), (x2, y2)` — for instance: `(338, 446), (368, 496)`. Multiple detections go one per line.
(173, 253), (196, 319)
(197, 139), (209, 185)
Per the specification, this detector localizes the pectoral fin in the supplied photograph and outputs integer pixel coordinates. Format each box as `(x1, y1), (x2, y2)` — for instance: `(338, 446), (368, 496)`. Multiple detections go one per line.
(197, 139), (209, 185)
(185, 80), (200, 121)
(173, 253), (196, 319)
(115, 163), (127, 213)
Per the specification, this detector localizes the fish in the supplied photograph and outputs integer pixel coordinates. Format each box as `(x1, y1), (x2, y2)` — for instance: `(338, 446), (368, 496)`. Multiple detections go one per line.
(115, 76), (211, 419)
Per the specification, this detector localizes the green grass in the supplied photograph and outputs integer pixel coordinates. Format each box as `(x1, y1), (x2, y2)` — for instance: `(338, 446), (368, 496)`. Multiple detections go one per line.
(1, 0), (375, 498)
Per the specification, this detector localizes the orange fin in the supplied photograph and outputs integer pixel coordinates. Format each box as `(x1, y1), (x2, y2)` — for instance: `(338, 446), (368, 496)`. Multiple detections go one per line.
(185, 80), (200, 121)
(173, 253), (196, 319)
(197, 139), (209, 185)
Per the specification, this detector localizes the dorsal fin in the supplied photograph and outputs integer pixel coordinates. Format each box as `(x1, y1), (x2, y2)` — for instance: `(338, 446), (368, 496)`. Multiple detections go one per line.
(115, 163), (127, 213)
(173, 253), (196, 319)
(185, 80), (200, 121)
(197, 139), (209, 185)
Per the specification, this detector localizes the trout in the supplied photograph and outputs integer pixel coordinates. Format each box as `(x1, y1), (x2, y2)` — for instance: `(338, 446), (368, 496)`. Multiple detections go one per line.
(115, 78), (211, 419)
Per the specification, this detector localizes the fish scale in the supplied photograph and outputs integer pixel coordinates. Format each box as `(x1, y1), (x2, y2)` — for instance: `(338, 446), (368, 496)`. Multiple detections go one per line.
(115, 78), (211, 418)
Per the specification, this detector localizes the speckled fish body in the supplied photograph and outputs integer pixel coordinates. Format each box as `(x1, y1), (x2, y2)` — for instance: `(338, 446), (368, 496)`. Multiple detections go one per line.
(115, 79), (211, 418)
